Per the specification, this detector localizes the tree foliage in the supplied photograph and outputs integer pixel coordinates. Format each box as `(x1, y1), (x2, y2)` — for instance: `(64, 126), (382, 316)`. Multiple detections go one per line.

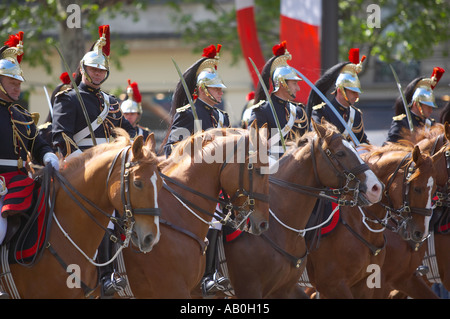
(168, 0), (450, 64)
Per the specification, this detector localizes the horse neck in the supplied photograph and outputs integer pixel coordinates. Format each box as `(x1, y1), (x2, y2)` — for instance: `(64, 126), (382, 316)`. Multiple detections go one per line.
(56, 154), (115, 255)
(161, 158), (222, 230)
(270, 146), (319, 233)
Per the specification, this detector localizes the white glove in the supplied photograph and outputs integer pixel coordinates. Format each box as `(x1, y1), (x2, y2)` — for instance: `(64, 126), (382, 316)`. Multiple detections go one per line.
(43, 152), (60, 171)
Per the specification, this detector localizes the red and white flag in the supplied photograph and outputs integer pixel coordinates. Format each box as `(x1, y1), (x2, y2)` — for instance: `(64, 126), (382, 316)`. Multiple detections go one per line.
(280, 0), (322, 103)
(235, 0), (266, 89)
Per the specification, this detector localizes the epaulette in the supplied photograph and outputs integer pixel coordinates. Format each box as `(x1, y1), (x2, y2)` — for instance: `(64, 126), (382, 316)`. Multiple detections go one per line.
(138, 125), (151, 132)
(31, 112), (40, 126)
(55, 87), (72, 97)
(38, 121), (52, 130)
(352, 106), (362, 114)
(176, 104), (191, 113)
(392, 113), (406, 121)
(312, 102), (326, 110)
(249, 100), (265, 110)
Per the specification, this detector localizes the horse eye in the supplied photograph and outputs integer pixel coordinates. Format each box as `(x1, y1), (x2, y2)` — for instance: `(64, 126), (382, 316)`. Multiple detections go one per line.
(133, 180), (143, 189)
(335, 151), (345, 157)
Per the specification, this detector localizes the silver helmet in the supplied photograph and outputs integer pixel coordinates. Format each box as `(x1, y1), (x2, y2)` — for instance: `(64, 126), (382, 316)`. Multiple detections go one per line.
(0, 31), (25, 83)
(270, 41), (301, 96)
(80, 25), (110, 85)
(335, 48), (365, 95)
(411, 67), (445, 108)
(121, 80), (143, 114)
(195, 44), (226, 103)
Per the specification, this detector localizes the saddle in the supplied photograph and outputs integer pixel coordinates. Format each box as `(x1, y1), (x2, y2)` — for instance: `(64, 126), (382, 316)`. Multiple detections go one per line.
(1, 174), (50, 264)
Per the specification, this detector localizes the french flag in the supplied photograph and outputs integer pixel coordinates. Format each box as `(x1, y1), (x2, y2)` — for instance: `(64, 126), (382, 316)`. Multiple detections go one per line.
(280, 0), (322, 103)
(235, 0), (266, 89)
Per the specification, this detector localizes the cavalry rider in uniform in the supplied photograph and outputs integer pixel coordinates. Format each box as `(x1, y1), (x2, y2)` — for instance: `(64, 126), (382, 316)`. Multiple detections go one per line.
(162, 44), (230, 157)
(52, 25), (135, 297)
(386, 67), (445, 143)
(308, 48), (369, 146)
(161, 44), (231, 296)
(248, 41), (308, 159)
(0, 32), (59, 299)
(120, 79), (151, 141)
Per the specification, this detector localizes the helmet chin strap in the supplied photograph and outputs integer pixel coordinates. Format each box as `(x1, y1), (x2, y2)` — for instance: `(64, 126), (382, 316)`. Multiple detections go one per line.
(0, 83), (18, 102)
(280, 80), (296, 99)
(200, 83), (219, 104)
(338, 87), (359, 106)
(81, 63), (109, 87)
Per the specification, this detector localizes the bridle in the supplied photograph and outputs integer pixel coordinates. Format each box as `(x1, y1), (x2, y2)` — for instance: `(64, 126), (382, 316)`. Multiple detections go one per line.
(52, 145), (161, 257)
(381, 152), (433, 244)
(269, 133), (370, 207)
(160, 134), (269, 231)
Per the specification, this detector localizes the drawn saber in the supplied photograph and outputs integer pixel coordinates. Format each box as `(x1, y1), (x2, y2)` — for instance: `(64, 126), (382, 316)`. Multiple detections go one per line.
(171, 58), (202, 133)
(389, 64), (414, 132)
(248, 57), (286, 152)
(43, 85), (53, 118)
(54, 44), (97, 146)
(293, 69), (360, 147)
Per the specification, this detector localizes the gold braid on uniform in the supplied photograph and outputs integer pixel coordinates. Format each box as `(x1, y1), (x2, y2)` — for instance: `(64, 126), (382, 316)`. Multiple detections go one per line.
(61, 132), (79, 156)
(8, 104), (38, 160)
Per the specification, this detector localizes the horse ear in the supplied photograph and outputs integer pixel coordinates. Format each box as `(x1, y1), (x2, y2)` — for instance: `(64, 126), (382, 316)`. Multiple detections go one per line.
(145, 133), (156, 153)
(412, 145), (422, 165)
(132, 135), (144, 160)
(259, 123), (268, 143)
(312, 120), (326, 139)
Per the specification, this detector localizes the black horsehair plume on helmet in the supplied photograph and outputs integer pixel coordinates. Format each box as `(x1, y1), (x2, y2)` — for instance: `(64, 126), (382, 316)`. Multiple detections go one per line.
(393, 77), (422, 116)
(254, 41), (288, 104)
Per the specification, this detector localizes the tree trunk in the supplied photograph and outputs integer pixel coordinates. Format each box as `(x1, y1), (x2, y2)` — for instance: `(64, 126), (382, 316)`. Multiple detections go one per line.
(57, 0), (86, 74)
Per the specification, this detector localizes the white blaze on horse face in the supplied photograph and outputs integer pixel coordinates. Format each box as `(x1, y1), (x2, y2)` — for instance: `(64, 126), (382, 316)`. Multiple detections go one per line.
(342, 140), (382, 204)
(423, 176), (434, 239)
(150, 171), (161, 244)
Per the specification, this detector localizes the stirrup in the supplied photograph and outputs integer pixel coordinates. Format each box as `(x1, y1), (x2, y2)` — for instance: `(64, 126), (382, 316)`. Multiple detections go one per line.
(102, 272), (127, 296)
(201, 272), (229, 296)
(0, 291), (10, 299)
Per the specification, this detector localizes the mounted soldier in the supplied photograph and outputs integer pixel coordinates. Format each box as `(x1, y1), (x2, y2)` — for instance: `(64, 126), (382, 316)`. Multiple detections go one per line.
(120, 79), (151, 141)
(0, 31), (59, 299)
(51, 25), (135, 298)
(386, 67), (445, 143)
(161, 44), (231, 296)
(308, 48), (369, 146)
(162, 44), (230, 157)
(248, 41), (308, 159)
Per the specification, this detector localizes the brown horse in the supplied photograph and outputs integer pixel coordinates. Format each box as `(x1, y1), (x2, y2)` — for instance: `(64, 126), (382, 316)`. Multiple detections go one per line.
(303, 140), (441, 298)
(217, 121), (383, 298)
(1, 130), (162, 298)
(120, 124), (270, 298)
(385, 124), (450, 298)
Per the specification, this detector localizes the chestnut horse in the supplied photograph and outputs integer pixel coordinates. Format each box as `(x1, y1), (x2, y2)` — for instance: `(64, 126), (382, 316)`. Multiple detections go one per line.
(303, 141), (441, 298)
(385, 124), (450, 298)
(0, 130), (162, 298)
(218, 121), (383, 298)
(120, 125), (270, 298)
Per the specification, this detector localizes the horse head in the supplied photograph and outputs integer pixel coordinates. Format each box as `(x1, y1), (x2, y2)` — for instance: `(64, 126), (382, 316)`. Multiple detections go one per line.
(311, 120), (383, 206)
(218, 122), (270, 235)
(108, 131), (162, 253)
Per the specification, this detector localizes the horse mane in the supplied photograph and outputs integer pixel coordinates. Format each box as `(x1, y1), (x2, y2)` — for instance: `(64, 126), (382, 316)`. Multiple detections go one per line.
(159, 128), (248, 170)
(396, 124), (445, 145)
(62, 128), (157, 173)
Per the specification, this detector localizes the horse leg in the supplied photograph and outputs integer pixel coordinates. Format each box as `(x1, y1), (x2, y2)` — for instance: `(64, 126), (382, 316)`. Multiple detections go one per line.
(394, 275), (439, 299)
(268, 284), (309, 299)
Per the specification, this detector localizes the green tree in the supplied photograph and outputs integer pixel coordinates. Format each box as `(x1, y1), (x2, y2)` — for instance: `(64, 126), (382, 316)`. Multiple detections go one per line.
(168, 0), (450, 64)
(0, 0), (146, 76)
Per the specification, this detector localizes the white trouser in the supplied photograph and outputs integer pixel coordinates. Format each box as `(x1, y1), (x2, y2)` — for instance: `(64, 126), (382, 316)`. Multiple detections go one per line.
(209, 203), (223, 231)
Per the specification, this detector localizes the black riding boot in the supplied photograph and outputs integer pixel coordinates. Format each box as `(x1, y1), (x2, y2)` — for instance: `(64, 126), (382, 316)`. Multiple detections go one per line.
(97, 234), (127, 297)
(201, 229), (229, 296)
